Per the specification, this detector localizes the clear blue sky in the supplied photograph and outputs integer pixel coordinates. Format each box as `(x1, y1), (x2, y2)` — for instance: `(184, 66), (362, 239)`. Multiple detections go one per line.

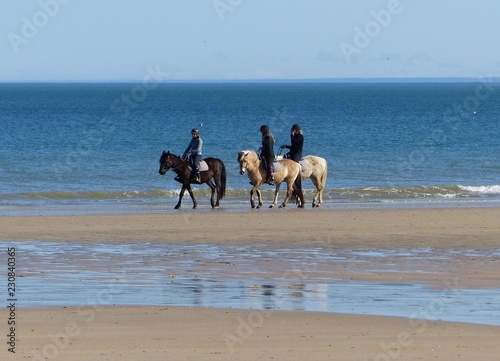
(1, 0), (499, 81)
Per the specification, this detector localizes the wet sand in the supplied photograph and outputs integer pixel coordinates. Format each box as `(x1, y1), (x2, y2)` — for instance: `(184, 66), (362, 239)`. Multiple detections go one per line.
(1, 207), (500, 360)
(2, 207), (499, 248)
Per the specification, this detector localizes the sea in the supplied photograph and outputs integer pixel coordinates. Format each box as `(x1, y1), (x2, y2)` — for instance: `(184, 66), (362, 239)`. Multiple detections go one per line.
(1, 82), (499, 215)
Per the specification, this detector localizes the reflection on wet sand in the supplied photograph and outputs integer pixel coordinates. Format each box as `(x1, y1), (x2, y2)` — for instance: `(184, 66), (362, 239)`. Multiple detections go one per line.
(9, 241), (500, 326)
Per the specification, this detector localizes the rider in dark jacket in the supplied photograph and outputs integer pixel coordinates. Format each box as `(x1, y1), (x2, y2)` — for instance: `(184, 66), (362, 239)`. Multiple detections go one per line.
(281, 123), (303, 162)
(259, 125), (275, 185)
(183, 128), (203, 183)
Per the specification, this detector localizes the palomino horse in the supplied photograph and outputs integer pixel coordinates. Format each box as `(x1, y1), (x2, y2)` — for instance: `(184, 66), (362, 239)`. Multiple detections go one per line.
(278, 155), (328, 208)
(237, 150), (305, 209)
(159, 151), (226, 209)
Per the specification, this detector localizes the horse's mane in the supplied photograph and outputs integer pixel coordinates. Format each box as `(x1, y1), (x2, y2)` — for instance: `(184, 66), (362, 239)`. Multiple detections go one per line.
(238, 150), (257, 161)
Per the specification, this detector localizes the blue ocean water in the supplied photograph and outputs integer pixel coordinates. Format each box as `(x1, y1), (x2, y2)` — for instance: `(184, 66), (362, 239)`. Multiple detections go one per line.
(1, 82), (499, 213)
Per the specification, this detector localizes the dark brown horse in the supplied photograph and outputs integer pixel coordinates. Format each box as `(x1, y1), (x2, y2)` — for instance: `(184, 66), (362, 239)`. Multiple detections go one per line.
(159, 151), (226, 209)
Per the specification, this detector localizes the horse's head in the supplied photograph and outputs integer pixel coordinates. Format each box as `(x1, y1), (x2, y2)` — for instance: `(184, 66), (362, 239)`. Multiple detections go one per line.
(237, 151), (252, 175)
(159, 151), (174, 175)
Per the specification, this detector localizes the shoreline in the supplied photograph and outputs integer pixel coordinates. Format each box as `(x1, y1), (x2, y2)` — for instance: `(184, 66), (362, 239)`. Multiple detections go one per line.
(2, 185), (500, 217)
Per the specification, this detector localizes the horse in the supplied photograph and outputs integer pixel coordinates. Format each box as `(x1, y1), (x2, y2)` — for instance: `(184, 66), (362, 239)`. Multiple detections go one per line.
(237, 150), (305, 209)
(159, 151), (226, 209)
(278, 154), (328, 208)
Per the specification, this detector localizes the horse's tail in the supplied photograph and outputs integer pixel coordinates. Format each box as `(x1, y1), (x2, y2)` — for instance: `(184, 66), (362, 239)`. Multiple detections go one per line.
(218, 159), (227, 200)
(291, 169), (305, 206)
(320, 158), (328, 190)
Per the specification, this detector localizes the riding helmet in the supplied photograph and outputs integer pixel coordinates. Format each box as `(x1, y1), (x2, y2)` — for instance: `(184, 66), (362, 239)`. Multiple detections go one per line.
(191, 128), (199, 135)
(291, 123), (301, 131)
(260, 125), (270, 133)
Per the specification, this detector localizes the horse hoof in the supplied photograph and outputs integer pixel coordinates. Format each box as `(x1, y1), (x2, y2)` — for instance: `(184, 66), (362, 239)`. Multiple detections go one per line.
(269, 205), (275, 209)
(256, 205), (262, 209)
(174, 205), (181, 210)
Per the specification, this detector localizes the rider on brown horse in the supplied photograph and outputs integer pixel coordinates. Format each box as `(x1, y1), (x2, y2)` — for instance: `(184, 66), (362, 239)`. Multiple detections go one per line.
(182, 128), (203, 183)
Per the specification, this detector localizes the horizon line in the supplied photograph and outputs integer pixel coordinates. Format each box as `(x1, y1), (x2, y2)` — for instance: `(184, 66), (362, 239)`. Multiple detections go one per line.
(1, 76), (499, 84)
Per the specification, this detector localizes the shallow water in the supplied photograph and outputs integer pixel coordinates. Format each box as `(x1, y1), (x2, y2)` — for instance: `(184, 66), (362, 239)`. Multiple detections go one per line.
(3, 197), (500, 217)
(7, 242), (500, 326)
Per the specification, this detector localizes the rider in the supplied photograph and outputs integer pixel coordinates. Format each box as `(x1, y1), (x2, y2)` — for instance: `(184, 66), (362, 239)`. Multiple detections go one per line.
(280, 123), (303, 162)
(259, 124), (275, 185)
(182, 128), (203, 183)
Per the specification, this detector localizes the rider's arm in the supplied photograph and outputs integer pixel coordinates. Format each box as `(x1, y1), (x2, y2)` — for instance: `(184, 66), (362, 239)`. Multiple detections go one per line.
(182, 142), (192, 158)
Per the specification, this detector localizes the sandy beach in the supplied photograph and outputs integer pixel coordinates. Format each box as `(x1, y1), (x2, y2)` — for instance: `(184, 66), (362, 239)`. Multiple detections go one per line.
(1, 207), (500, 360)
(2, 207), (499, 248)
(3, 306), (500, 361)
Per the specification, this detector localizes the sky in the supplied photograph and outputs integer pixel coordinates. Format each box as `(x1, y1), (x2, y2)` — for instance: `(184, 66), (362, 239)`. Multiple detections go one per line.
(1, 0), (500, 82)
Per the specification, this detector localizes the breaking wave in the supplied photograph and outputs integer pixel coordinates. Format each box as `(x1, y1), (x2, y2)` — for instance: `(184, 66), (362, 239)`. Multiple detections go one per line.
(2, 184), (499, 203)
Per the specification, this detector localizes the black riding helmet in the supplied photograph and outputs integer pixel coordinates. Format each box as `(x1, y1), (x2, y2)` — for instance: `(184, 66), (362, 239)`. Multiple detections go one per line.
(191, 128), (199, 136)
(260, 125), (270, 134)
(291, 123), (301, 131)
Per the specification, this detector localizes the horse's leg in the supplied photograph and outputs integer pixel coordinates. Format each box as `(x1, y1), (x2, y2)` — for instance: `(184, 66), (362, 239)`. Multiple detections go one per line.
(269, 183), (281, 208)
(279, 181), (293, 208)
(318, 174), (325, 207)
(249, 187), (256, 208)
(208, 179), (216, 208)
(313, 173), (326, 208)
(174, 184), (187, 209)
(185, 184), (197, 209)
(310, 175), (320, 208)
(256, 188), (263, 209)
(250, 184), (262, 209)
(296, 180), (306, 208)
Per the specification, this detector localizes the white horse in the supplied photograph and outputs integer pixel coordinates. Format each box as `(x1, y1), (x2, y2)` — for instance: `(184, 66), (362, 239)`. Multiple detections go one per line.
(277, 155), (328, 207)
(237, 150), (305, 209)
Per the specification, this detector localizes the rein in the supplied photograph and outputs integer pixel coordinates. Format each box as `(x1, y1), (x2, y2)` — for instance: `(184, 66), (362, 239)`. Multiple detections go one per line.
(169, 154), (186, 170)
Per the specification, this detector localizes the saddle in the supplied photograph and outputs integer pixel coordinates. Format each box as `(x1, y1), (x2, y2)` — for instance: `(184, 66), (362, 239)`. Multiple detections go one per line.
(271, 157), (307, 172)
(187, 160), (209, 172)
(298, 159), (308, 172)
(272, 159), (283, 172)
